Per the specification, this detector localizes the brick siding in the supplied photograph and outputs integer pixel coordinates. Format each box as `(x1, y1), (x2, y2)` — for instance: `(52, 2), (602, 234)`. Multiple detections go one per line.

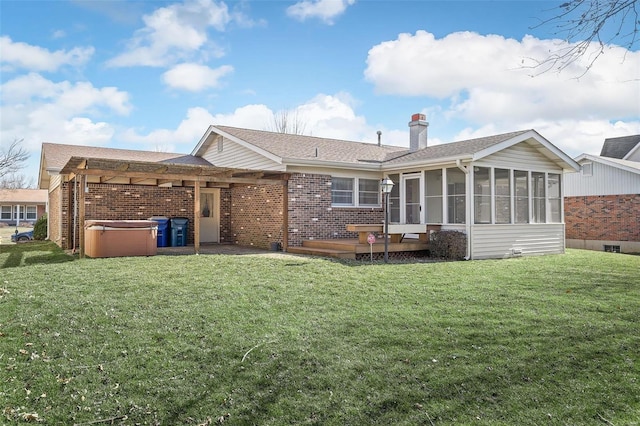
(58, 182), (195, 250)
(287, 173), (383, 247)
(564, 194), (640, 242)
(228, 184), (285, 249)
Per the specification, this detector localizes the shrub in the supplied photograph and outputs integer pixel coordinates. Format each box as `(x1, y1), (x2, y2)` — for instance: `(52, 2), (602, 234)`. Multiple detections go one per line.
(430, 230), (467, 260)
(33, 215), (48, 240)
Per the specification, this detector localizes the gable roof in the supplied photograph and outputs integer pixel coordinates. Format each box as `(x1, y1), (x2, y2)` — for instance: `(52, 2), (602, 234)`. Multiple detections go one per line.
(39, 142), (213, 188)
(600, 135), (640, 159)
(0, 189), (48, 204)
(193, 125), (407, 166)
(195, 126), (579, 172)
(574, 153), (640, 175)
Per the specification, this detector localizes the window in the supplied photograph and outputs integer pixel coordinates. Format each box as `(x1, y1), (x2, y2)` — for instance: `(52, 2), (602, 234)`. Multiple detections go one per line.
(331, 177), (353, 206)
(331, 177), (380, 207)
(582, 162), (592, 176)
(1, 206), (11, 220)
(494, 168), (511, 224)
(425, 169), (443, 223)
(514, 170), (529, 223)
(447, 168), (466, 224)
(474, 167), (491, 224)
(26, 206), (37, 220)
(604, 245), (621, 253)
(388, 174), (400, 222)
(532, 172), (546, 223)
(548, 173), (561, 223)
(358, 179), (380, 206)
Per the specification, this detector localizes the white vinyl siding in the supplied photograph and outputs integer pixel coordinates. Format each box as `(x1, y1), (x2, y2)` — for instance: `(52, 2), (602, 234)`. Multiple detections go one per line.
(201, 137), (283, 171)
(564, 160), (640, 196)
(480, 142), (558, 171)
(471, 224), (565, 259)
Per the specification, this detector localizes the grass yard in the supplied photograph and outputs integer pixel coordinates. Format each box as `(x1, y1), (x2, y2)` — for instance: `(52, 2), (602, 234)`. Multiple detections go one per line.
(1, 242), (639, 425)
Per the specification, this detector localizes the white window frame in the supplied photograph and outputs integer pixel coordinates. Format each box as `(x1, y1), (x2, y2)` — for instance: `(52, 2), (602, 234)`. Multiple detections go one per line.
(331, 177), (381, 208)
(0, 205), (11, 220)
(26, 205), (38, 221)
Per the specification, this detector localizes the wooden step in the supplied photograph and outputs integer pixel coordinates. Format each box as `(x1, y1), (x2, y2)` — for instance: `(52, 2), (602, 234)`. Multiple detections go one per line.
(287, 246), (356, 259)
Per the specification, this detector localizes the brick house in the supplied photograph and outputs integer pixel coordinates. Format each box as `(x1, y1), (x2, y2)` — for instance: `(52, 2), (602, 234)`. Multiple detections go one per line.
(0, 189), (48, 227)
(564, 135), (640, 254)
(39, 114), (581, 259)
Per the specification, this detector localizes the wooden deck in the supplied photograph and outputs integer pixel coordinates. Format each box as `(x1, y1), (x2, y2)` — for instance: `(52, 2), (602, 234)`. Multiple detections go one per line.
(287, 238), (430, 260)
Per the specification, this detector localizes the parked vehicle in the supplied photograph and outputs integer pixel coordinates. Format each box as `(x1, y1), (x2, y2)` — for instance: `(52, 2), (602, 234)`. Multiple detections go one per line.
(11, 230), (34, 242)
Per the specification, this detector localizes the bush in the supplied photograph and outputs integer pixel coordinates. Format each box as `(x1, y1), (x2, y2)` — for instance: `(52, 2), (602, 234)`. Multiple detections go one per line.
(430, 230), (467, 260)
(33, 215), (47, 240)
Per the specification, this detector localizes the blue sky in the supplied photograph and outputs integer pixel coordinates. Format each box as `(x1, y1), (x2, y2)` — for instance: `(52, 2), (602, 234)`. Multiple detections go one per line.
(1, 0), (638, 184)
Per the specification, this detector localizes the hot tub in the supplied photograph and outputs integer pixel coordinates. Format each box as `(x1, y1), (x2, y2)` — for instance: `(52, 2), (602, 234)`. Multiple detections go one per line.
(84, 220), (158, 258)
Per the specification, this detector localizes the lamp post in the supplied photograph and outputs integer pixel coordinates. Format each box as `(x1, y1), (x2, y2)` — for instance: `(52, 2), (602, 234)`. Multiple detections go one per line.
(380, 177), (394, 263)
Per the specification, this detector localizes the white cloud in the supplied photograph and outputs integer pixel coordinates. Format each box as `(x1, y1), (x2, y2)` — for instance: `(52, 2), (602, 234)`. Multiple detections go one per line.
(162, 63), (234, 91)
(0, 73), (131, 154)
(286, 0), (355, 25)
(364, 30), (640, 156)
(106, 0), (233, 67)
(0, 36), (94, 72)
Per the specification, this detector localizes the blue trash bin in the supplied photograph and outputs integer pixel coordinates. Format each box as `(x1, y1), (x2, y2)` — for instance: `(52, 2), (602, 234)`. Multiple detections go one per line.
(170, 217), (188, 247)
(149, 216), (170, 247)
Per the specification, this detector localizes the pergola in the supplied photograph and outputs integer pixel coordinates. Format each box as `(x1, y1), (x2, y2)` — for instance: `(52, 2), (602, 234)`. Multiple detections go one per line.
(60, 156), (289, 257)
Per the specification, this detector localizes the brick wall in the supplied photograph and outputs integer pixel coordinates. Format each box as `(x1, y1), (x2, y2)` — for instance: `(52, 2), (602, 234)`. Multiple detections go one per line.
(565, 194), (640, 241)
(47, 187), (61, 244)
(60, 182), (196, 249)
(228, 184), (284, 249)
(287, 173), (383, 247)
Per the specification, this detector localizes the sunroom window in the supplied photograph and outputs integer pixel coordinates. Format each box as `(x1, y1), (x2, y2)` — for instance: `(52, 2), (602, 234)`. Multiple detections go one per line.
(532, 172), (546, 223)
(474, 167), (491, 224)
(548, 173), (561, 223)
(425, 169), (443, 223)
(514, 170), (529, 223)
(447, 168), (466, 224)
(494, 168), (511, 224)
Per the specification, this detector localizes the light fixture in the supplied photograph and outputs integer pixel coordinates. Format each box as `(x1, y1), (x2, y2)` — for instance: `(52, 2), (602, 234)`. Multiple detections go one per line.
(380, 177), (395, 263)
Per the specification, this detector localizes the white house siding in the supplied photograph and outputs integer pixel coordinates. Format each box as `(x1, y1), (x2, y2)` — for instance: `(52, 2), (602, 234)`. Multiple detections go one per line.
(201, 137), (284, 171)
(471, 224), (565, 259)
(564, 162), (640, 196)
(476, 142), (563, 172)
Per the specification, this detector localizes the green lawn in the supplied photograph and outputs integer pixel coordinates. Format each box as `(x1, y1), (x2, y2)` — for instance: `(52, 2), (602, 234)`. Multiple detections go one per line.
(1, 242), (639, 425)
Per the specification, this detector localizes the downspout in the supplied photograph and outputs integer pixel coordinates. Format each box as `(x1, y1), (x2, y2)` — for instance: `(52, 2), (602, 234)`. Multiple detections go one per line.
(282, 175), (289, 252)
(456, 159), (471, 260)
(72, 176), (77, 254)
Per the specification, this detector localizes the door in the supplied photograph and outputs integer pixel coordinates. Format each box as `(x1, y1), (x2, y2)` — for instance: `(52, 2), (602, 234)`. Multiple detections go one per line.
(199, 189), (220, 243)
(403, 174), (423, 224)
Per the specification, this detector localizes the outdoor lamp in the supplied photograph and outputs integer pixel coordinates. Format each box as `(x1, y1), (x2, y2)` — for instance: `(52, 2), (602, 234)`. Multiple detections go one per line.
(380, 177), (394, 263)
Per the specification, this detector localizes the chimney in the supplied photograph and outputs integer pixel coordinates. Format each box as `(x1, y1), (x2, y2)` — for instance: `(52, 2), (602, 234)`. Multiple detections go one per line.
(409, 113), (428, 152)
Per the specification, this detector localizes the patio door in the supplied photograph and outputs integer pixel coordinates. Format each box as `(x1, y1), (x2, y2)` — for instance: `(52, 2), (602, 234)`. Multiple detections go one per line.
(199, 189), (220, 243)
(402, 174), (423, 224)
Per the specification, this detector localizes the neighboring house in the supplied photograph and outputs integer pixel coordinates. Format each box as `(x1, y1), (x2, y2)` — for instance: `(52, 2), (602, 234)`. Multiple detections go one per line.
(564, 135), (640, 254)
(0, 188), (48, 226)
(39, 114), (580, 260)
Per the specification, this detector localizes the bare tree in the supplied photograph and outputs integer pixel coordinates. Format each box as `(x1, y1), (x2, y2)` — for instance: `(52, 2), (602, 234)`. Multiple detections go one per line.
(0, 174), (35, 189)
(0, 139), (30, 181)
(269, 109), (308, 135)
(532, 0), (638, 75)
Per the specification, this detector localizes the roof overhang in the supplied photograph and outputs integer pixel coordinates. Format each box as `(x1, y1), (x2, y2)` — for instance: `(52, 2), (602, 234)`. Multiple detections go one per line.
(59, 156), (287, 185)
(473, 130), (580, 172)
(192, 125), (283, 164)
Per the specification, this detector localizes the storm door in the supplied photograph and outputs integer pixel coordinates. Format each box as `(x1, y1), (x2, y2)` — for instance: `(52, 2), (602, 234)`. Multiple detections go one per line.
(199, 189), (220, 243)
(403, 174), (423, 224)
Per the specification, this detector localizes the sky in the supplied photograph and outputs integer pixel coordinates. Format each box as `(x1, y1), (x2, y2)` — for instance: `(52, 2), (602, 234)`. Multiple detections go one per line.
(1, 0), (639, 185)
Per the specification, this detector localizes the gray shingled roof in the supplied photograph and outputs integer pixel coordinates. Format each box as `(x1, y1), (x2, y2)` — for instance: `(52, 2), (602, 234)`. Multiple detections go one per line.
(379, 130), (530, 165)
(600, 135), (640, 159)
(42, 142), (212, 171)
(215, 126), (407, 164)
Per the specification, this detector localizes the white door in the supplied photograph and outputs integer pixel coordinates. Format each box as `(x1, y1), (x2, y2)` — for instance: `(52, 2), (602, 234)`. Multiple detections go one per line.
(402, 174), (423, 224)
(199, 189), (220, 243)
